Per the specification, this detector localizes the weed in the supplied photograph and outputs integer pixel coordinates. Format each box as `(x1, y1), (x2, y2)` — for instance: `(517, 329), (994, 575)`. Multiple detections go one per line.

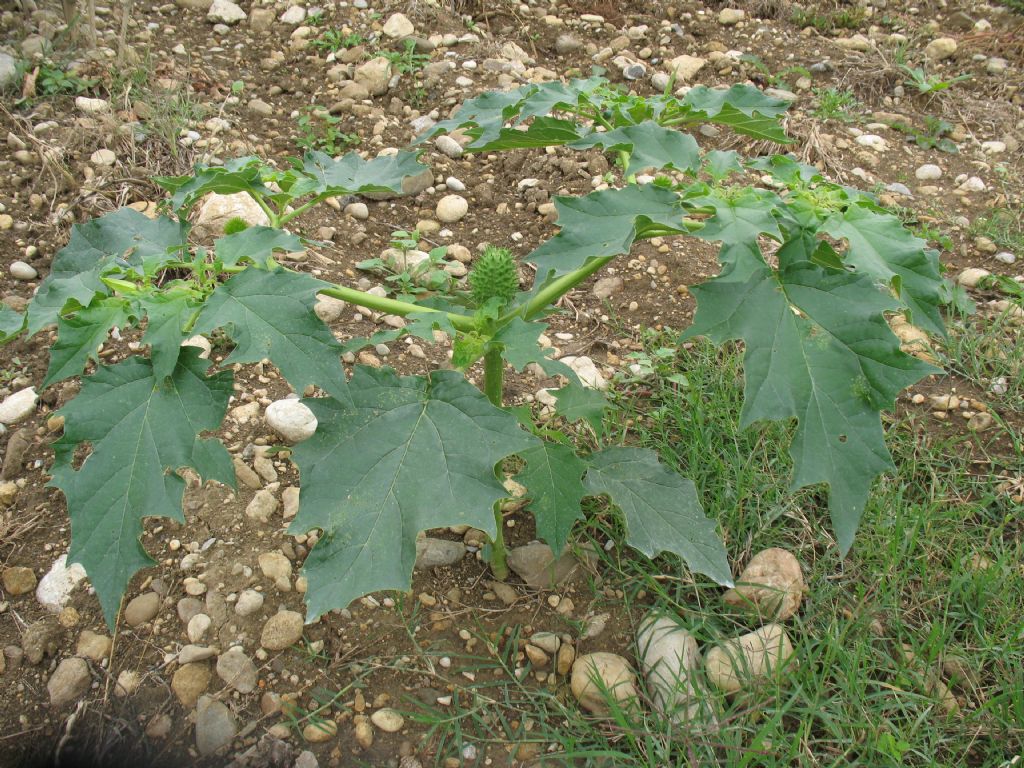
(900, 64), (972, 95)
(740, 54), (811, 91)
(295, 107), (361, 155)
(791, 6), (866, 32)
(381, 39), (431, 75)
(355, 229), (451, 300)
(811, 87), (860, 121)
(886, 116), (959, 153)
(970, 209), (1024, 255)
(310, 29), (365, 54)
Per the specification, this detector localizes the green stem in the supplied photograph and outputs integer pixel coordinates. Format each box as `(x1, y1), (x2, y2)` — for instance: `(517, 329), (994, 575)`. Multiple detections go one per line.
(490, 502), (509, 581)
(501, 254), (616, 325)
(482, 345), (510, 580)
(247, 193), (280, 227)
(317, 286), (476, 332)
(483, 346), (504, 407)
(279, 194), (329, 226)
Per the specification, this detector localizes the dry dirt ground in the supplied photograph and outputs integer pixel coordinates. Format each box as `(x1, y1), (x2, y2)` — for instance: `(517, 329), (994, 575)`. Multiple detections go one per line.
(0, 0), (1022, 767)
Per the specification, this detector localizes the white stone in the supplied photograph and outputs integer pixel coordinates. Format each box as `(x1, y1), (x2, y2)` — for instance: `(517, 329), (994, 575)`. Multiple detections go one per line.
(235, 588), (265, 617)
(265, 399), (317, 442)
(0, 52), (17, 90)
(75, 96), (110, 114)
(834, 34), (871, 52)
(207, 0), (246, 25)
(436, 195), (469, 223)
(36, 555), (88, 613)
(435, 135), (464, 159)
(981, 141), (1006, 155)
(90, 149), (116, 166)
(915, 164), (942, 181)
(194, 192), (270, 239)
(345, 202), (369, 220)
(9, 260), (37, 281)
(955, 176), (986, 193)
(994, 252), (1016, 265)
(667, 54), (706, 80)
(245, 489), (279, 523)
(187, 613), (212, 643)
(637, 615), (712, 725)
(0, 387), (37, 425)
(354, 57), (392, 97)
(279, 5), (305, 24)
(957, 267), (990, 288)
(382, 12), (414, 38)
(855, 134), (887, 151)
(559, 356), (607, 390)
(370, 708), (405, 732)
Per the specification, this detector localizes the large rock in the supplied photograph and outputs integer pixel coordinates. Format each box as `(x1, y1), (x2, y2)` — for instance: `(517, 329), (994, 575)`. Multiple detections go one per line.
(261, 610), (304, 650)
(0, 387), (37, 425)
(570, 652), (638, 714)
(36, 555), (88, 613)
(705, 623), (795, 694)
(216, 647), (258, 693)
(415, 537), (465, 569)
(196, 695), (237, 755)
(382, 12), (414, 38)
(265, 399), (317, 442)
(172, 662), (211, 707)
(354, 57), (393, 97)
(207, 0), (246, 25)
(193, 192), (270, 239)
(2, 566), (37, 596)
(637, 615), (715, 725)
(507, 542), (582, 588)
(124, 592), (160, 627)
(48, 657), (91, 707)
(925, 37), (957, 61)
(0, 52), (18, 90)
(723, 548), (805, 620)
(668, 55), (706, 81)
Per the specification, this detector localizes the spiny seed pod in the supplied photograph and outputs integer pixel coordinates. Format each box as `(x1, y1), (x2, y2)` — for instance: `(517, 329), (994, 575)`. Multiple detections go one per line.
(223, 216), (249, 235)
(469, 247), (518, 308)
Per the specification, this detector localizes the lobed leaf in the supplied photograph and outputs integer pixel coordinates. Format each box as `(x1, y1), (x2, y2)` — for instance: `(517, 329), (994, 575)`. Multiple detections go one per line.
(569, 122), (701, 176)
(290, 367), (539, 621)
(192, 267), (348, 400)
(214, 226), (305, 267)
(50, 349), (234, 628)
(515, 442), (588, 554)
(583, 447), (733, 585)
(27, 208), (187, 334)
(684, 242), (939, 552)
(299, 149), (428, 198)
(43, 298), (132, 388)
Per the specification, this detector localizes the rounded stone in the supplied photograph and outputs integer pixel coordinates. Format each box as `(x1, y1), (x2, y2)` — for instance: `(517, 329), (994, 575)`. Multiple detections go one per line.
(234, 588), (265, 617)
(171, 662), (211, 707)
(76, 630), (112, 662)
(90, 148), (116, 166)
(303, 719), (338, 742)
(48, 657), (91, 707)
(261, 610), (304, 650)
(570, 652), (638, 714)
(124, 592), (160, 627)
(216, 647), (258, 693)
(723, 548), (805, 620)
(0, 387), (38, 425)
(435, 195), (469, 224)
(915, 164), (942, 181)
(265, 399), (318, 442)
(370, 707), (405, 733)
(9, 261), (37, 281)
(2, 566), (37, 596)
(705, 623), (795, 694)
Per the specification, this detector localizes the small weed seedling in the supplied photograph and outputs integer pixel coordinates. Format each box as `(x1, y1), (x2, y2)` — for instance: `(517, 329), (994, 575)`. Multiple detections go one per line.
(0, 76), (946, 631)
(381, 39), (431, 75)
(311, 29), (366, 55)
(355, 230), (452, 300)
(295, 107), (361, 155)
(811, 87), (860, 121)
(887, 115), (959, 153)
(899, 64), (972, 95)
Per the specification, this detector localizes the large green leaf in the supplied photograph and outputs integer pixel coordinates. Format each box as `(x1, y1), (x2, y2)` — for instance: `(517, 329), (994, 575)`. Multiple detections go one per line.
(516, 442), (587, 554)
(192, 267), (348, 400)
(682, 85), (792, 143)
(691, 187), (783, 246)
(290, 367), (539, 620)
(214, 227), (305, 267)
(137, 293), (199, 381)
(0, 305), (25, 343)
(684, 244), (939, 552)
(527, 184), (686, 286)
(27, 208), (187, 334)
(823, 204), (945, 337)
(570, 122), (701, 176)
(155, 156), (269, 212)
(583, 447), (732, 585)
(552, 383), (608, 438)
(49, 349), (234, 627)
(299, 150), (428, 198)
(43, 298), (132, 387)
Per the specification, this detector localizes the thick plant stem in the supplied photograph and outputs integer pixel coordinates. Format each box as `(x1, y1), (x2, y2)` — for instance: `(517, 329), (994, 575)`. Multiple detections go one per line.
(482, 346), (510, 580)
(317, 286), (476, 332)
(483, 347), (504, 407)
(490, 503), (510, 581)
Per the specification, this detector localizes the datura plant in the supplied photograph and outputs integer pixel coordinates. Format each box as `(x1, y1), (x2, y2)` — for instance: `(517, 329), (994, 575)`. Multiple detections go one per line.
(0, 76), (945, 628)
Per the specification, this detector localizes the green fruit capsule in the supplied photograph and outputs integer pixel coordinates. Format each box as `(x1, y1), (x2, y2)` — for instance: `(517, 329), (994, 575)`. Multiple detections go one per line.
(469, 246), (519, 308)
